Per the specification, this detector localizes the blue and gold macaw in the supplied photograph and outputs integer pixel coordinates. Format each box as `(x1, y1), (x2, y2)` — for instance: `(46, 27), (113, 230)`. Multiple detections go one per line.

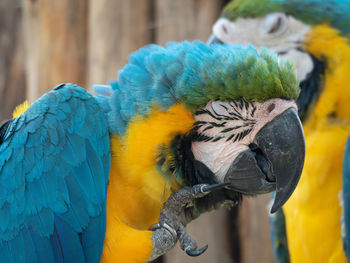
(0, 42), (305, 262)
(208, 1), (350, 262)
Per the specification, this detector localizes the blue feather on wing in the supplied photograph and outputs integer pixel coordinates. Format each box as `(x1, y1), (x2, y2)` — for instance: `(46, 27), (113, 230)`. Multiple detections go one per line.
(0, 84), (110, 262)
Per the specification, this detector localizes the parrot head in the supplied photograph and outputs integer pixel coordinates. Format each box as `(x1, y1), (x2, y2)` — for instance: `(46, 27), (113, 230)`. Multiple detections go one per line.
(189, 97), (304, 213)
(105, 41), (305, 213)
(209, 0), (350, 121)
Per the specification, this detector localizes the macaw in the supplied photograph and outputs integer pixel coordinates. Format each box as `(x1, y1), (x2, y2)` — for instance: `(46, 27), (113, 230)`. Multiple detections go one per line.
(208, 1), (350, 262)
(0, 41), (305, 263)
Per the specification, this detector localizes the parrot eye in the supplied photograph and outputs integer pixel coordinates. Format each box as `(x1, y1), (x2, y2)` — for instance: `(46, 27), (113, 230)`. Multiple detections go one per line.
(261, 13), (287, 36)
(267, 103), (276, 113)
(214, 18), (232, 38)
(221, 24), (229, 35)
(268, 17), (283, 34)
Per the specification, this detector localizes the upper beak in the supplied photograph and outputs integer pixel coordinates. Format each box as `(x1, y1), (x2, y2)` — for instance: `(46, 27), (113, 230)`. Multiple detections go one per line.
(224, 108), (305, 213)
(207, 34), (224, 44)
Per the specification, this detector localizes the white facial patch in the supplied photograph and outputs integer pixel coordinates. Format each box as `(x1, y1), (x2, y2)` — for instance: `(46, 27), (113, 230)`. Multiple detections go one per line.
(212, 13), (313, 81)
(191, 99), (297, 182)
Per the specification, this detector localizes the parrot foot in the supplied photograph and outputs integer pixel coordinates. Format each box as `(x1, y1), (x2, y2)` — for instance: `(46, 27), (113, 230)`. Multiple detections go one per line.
(148, 183), (229, 261)
(177, 223), (208, 257)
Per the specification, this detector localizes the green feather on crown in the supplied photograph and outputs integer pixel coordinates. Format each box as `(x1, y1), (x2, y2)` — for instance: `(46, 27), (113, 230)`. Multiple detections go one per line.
(222, 0), (350, 36)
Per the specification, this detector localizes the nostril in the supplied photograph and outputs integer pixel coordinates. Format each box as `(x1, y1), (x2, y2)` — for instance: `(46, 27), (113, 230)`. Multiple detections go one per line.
(218, 20), (232, 36)
(268, 16), (282, 34)
(249, 143), (258, 151)
(267, 103), (275, 113)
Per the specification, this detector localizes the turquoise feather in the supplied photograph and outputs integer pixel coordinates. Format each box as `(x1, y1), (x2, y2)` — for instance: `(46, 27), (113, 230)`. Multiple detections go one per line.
(104, 41), (299, 135)
(0, 84), (110, 262)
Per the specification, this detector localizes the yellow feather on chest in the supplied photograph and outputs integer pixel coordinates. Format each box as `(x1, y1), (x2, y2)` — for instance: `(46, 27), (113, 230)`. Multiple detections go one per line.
(284, 25), (350, 263)
(101, 104), (195, 263)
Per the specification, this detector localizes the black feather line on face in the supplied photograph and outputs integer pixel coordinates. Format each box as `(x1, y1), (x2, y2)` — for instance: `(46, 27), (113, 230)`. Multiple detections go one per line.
(221, 126), (243, 133)
(238, 100), (244, 110)
(297, 54), (326, 122)
(277, 51), (288, 56)
(228, 99), (256, 122)
(167, 133), (242, 210)
(296, 46), (307, 53)
(233, 133), (240, 142)
(202, 126), (214, 132)
(170, 133), (218, 186)
(193, 133), (213, 142)
(227, 111), (243, 120)
(194, 121), (206, 126)
(229, 102), (243, 116)
(251, 105), (257, 117)
(226, 133), (236, 142)
(193, 99), (256, 143)
(244, 100), (250, 111)
(0, 119), (13, 145)
(209, 121), (227, 127)
(219, 103), (228, 111)
(196, 109), (223, 121)
(212, 136), (224, 142)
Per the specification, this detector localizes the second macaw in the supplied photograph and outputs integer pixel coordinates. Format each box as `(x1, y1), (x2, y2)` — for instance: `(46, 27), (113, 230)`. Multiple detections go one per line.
(208, 0), (350, 262)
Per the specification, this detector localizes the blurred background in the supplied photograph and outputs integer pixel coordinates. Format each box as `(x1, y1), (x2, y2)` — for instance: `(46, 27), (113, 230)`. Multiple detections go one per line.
(0, 0), (274, 262)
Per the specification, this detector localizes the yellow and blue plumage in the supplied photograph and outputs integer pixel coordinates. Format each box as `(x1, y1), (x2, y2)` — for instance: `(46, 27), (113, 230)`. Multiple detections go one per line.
(208, 1), (350, 262)
(0, 42), (305, 262)
(0, 85), (110, 262)
(97, 41), (304, 262)
(285, 25), (350, 263)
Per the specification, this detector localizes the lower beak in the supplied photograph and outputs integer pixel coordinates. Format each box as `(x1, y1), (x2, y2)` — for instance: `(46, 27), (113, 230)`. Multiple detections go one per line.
(207, 34), (224, 44)
(224, 108), (305, 213)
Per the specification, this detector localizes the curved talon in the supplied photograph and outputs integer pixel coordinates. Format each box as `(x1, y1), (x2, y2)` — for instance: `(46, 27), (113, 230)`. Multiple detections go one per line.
(201, 182), (230, 194)
(185, 244), (209, 257)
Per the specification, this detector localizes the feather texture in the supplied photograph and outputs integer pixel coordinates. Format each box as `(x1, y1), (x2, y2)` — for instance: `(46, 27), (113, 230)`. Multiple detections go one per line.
(222, 0), (350, 35)
(0, 84), (110, 262)
(108, 41), (299, 135)
(282, 25), (350, 263)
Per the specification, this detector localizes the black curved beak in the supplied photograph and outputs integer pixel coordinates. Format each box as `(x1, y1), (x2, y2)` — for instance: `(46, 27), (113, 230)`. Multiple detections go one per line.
(224, 108), (305, 213)
(207, 34), (224, 44)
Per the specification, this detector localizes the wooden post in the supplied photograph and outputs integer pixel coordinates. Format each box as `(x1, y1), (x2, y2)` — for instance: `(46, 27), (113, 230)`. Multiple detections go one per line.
(165, 209), (237, 263)
(0, 0), (26, 120)
(239, 195), (275, 263)
(88, 0), (153, 88)
(155, 0), (225, 45)
(23, 0), (88, 101)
